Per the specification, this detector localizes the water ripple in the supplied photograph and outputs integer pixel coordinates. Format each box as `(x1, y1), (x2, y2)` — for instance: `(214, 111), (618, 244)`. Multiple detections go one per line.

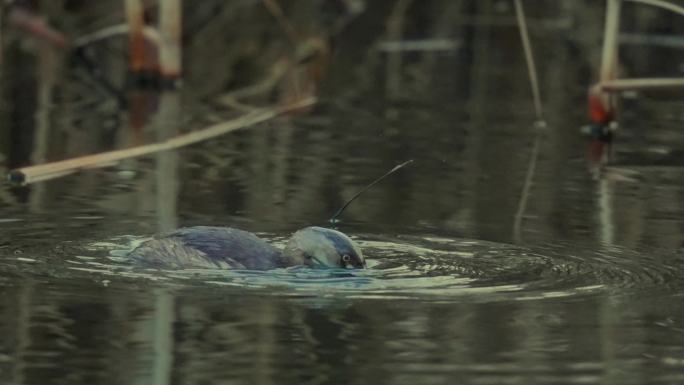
(36, 233), (683, 302)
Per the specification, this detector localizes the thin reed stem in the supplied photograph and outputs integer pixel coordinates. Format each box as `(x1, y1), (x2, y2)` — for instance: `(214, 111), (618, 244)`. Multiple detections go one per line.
(513, 0), (543, 121)
(513, 132), (541, 242)
(512, 0), (545, 242)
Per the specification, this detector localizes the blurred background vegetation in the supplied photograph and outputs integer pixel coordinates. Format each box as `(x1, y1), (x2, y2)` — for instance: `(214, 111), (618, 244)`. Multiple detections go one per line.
(2, 3), (684, 385)
(1, 0), (683, 248)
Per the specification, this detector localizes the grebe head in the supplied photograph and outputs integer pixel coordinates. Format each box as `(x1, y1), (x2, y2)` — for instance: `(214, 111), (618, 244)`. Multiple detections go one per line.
(283, 227), (365, 269)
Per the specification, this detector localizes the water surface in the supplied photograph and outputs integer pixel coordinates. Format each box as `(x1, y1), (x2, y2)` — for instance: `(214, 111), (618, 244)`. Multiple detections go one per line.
(2, 1), (684, 384)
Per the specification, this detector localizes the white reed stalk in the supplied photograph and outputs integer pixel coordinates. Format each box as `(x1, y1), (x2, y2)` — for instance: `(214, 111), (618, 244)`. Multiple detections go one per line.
(600, 0), (621, 83)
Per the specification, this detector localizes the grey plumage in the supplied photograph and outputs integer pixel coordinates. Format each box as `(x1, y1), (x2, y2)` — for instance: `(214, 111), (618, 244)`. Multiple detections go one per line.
(128, 225), (365, 271)
(129, 226), (284, 270)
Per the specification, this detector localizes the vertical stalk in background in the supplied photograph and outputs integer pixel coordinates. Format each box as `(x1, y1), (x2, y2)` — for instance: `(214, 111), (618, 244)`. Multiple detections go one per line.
(512, 0), (546, 242)
(457, 0), (492, 234)
(598, 177), (615, 244)
(159, 0), (182, 80)
(155, 91), (180, 232)
(133, 290), (175, 385)
(513, 0), (543, 122)
(151, 290), (174, 385)
(384, 0), (413, 98)
(0, 6), (3, 66)
(601, 0), (621, 82)
(12, 283), (34, 385)
(590, 0), (621, 239)
(29, 42), (58, 212)
(599, 0), (621, 105)
(125, 0), (147, 74)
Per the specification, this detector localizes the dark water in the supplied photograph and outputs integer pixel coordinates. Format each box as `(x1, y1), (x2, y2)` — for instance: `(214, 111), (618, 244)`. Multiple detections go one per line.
(2, 1), (684, 384)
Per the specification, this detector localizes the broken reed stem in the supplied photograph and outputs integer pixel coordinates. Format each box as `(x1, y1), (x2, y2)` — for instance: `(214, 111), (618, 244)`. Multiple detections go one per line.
(625, 0), (684, 17)
(512, 0), (545, 243)
(8, 98), (316, 185)
(600, 77), (684, 91)
(513, 0), (543, 121)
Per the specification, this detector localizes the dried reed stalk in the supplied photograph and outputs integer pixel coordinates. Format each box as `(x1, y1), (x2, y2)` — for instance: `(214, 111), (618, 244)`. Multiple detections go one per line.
(600, 0), (621, 84)
(600, 77), (684, 91)
(588, 0), (621, 124)
(625, 0), (684, 17)
(125, 0), (147, 73)
(8, 98), (316, 185)
(159, 0), (182, 79)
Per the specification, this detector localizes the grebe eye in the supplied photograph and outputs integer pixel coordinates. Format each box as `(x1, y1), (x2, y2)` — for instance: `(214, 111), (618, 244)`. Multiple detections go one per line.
(342, 254), (351, 263)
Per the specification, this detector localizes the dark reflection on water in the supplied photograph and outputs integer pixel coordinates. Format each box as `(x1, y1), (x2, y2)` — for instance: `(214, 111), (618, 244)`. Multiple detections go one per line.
(2, 228), (684, 384)
(2, 272), (684, 385)
(2, 0), (684, 384)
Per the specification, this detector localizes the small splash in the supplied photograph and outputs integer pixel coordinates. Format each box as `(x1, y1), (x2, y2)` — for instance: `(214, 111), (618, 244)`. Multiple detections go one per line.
(15, 257), (37, 263)
(0, 218), (24, 224)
